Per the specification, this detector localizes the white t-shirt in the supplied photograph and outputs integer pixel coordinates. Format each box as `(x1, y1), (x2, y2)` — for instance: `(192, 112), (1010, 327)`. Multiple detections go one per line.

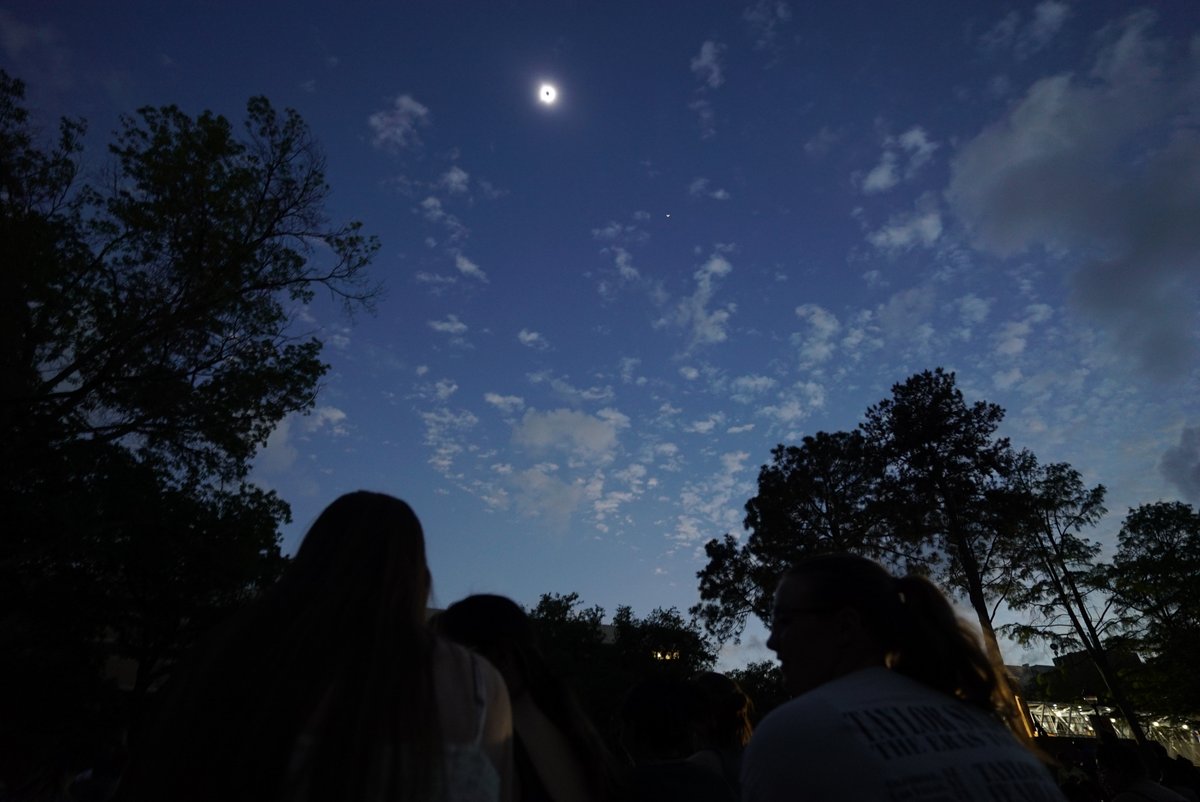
(742, 667), (1066, 802)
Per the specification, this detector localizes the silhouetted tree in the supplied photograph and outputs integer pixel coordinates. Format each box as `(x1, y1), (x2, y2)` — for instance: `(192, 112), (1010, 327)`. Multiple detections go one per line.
(694, 369), (1025, 655)
(1110, 501), (1200, 716)
(861, 368), (1023, 655)
(693, 430), (891, 641)
(1000, 456), (1146, 744)
(0, 70), (377, 789)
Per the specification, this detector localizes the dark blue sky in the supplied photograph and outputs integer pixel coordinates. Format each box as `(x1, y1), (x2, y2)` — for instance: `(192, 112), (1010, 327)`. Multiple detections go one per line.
(6, 0), (1198, 667)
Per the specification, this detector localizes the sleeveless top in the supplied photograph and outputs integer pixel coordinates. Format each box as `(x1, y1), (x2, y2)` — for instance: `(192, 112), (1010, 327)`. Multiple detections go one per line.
(286, 651), (501, 802)
(442, 651), (501, 802)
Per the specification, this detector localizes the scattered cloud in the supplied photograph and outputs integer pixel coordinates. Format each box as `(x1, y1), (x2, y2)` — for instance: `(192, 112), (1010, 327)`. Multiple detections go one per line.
(484, 393), (525, 414)
(513, 408), (629, 463)
(672, 451), (751, 544)
(982, 1), (1071, 59)
(429, 314), (468, 335)
(804, 126), (839, 158)
(659, 251), (737, 348)
(688, 177), (732, 201)
(689, 97), (717, 140)
(685, 413), (726, 434)
(743, 0), (792, 51)
(454, 252), (488, 282)
(730, 374), (777, 402)
(440, 165), (470, 194)
(690, 40), (726, 89)
(867, 197), (943, 251)
(369, 93), (430, 151)
(949, 11), (1200, 377)
(860, 126), (939, 194)
(1160, 426), (1200, 502)
(528, 371), (614, 405)
(793, 304), (841, 367)
(517, 329), (550, 350)
(592, 219), (648, 245)
(421, 407), (479, 475)
(759, 381), (825, 431)
(511, 463), (586, 529)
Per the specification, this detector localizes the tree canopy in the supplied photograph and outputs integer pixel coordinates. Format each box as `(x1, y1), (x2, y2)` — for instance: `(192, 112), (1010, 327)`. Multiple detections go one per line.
(0, 70), (378, 788)
(695, 369), (1024, 649)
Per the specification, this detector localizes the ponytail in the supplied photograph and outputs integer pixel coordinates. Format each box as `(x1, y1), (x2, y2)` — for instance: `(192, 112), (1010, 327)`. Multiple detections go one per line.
(888, 575), (1023, 735)
(783, 555), (1028, 742)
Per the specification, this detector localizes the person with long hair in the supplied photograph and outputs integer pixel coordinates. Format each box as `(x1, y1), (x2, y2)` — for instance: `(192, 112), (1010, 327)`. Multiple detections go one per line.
(434, 594), (622, 802)
(741, 554), (1065, 802)
(116, 491), (513, 802)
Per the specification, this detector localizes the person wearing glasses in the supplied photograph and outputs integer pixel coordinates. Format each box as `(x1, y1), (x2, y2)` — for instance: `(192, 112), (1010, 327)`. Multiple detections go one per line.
(741, 554), (1065, 802)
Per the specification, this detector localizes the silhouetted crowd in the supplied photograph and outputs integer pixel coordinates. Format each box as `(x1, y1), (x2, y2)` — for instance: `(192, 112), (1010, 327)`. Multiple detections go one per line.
(29, 492), (1200, 802)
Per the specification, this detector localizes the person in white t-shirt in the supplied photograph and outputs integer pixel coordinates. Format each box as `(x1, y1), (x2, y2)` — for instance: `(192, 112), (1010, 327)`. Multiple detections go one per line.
(741, 554), (1066, 802)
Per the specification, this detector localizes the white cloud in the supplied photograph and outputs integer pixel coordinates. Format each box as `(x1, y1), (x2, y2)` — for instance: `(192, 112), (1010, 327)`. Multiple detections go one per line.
(685, 413), (726, 434)
(419, 196), (468, 242)
(688, 177), (732, 200)
(793, 303), (841, 367)
(743, 0), (792, 51)
(876, 287), (937, 347)
(730, 374), (777, 402)
(949, 11), (1200, 377)
(420, 407), (479, 475)
(689, 97), (716, 140)
(517, 329), (550, 350)
(804, 126), (839, 158)
(484, 393), (524, 414)
(660, 251), (736, 348)
(957, 294), (992, 326)
(993, 367), (1024, 390)
(513, 407), (629, 463)
(429, 314), (468, 335)
(1160, 425), (1200, 502)
(679, 366), (700, 381)
(690, 40), (726, 89)
(860, 127), (939, 194)
(454, 252), (488, 282)
(672, 451), (751, 543)
(1020, 1), (1070, 58)
(613, 247), (640, 281)
(862, 152), (899, 194)
(619, 357), (644, 385)
(986, 2), (1070, 59)
(528, 371), (614, 405)
(898, 127), (938, 173)
(433, 380), (457, 400)
(511, 463), (586, 529)
(368, 94), (430, 151)
(440, 165), (470, 194)
(727, 423), (756, 434)
(867, 204), (943, 251)
(591, 219), (648, 244)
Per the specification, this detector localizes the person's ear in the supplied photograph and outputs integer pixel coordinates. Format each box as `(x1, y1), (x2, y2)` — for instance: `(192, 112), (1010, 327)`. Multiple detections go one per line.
(831, 606), (868, 646)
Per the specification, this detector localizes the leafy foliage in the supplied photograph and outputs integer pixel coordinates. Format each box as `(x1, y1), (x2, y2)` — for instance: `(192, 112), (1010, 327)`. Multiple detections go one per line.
(694, 369), (1024, 647)
(0, 71), (377, 787)
(861, 368), (1022, 643)
(1110, 501), (1200, 713)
